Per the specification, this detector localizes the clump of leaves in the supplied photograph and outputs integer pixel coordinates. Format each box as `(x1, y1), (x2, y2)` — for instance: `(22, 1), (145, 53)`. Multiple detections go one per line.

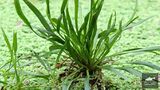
(14, 0), (160, 89)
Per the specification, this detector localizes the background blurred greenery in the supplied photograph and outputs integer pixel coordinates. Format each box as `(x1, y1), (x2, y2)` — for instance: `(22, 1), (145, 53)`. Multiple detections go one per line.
(0, 0), (160, 89)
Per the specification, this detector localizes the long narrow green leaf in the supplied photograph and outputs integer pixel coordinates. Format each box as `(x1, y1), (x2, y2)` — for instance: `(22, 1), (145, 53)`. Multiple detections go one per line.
(12, 31), (20, 83)
(47, 35), (65, 45)
(61, 0), (68, 13)
(63, 8), (82, 55)
(13, 32), (17, 53)
(108, 46), (160, 57)
(74, 0), (79, 31)
(109, 19), (122, 48)
(33, 26), (51, 36)
(124, 0), (138, 27)
(14, 0), (42, 37)
(87, 0), (104, 57)
(2, 29), (12, 53)
(66, 39), (86, 68)
(65, 7), (82, 49)
(124, 16), (154, 30)
(131, 61), (160, 71)
(93, 39), (104, 59)
(33, 51), (51, 72)
(51, 17), (65, 31)
(78, 13), (90, 41)
(94, 13), (116, 59)
(66, 8), (75, 32)
(97, 44), (110, 64)
(55, 39), (68, 63)
(0, 60), (11, 70)
(56, 48), (65, 63)
(117, 67), (142, 78)
(107, 13), (113, 30)
(23, 0), (52, 32)
(0, 81), (7, 84)
(46, 0), (51, 19)
(49, 43), (63, 51)
(103, 65), (128, 80)
(46, 0), (58, 30)
(125, 16), (138, 28)
(14, 0), (32, 29)
(98, 12), (116, 38)
(5, 59), (20, 73)
(56, 15), (63, 33)
(62, 13), (69, 35)
(88, 0), (104, 38)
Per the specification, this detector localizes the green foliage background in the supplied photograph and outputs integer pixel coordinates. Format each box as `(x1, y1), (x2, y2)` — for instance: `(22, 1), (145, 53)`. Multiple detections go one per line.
(0, 0), (160, 89)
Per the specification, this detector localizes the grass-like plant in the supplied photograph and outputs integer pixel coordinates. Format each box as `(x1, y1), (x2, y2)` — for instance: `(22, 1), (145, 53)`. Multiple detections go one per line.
(14, 0), (160, 89)
(1, 29), (22, 90)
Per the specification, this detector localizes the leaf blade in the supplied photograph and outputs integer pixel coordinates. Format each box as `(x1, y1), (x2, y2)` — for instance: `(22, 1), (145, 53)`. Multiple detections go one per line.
(131, 61), (160, 71)
(74, 0), (79, 31)
(13, 32), (17, 53)
(23, 0), (52, 32)
(117, 67), (142, 78)
(2, 28), (12, 53)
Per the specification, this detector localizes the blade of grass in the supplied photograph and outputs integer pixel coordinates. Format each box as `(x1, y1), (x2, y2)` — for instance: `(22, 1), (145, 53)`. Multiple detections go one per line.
(12, 32), (20, 83)
(108, 46), (160, 57)
(93, 17), (119, 64)
(117, 67), (142, 78)
(74, 0), (79, 31)
(14, 0), (42, 37)
(65, 8), (75, 32)
(103, 65), (128, 80)
(124, 16), (154, 30)
(109, 19), (122, 48)
(23, 0), (52, 32)
(0, 60), (11, 70)
(49, 43), (63, 51)
(62, 13), (69, 36)
(33, 51), (51, 72)
(2, 28), (12, 53)
(57, 15), (63, 34)
(124, 0), (138, 27)
(13, 32), (17, 53)
(98, 12), (116, 38)
(87, 0), (104, 51)
(131, 61), (160, 71)
(61, 0), (68, 13)
(51, 17), (65, 31)
(46, 0), (51, 19)
(65, 7), (82, 51)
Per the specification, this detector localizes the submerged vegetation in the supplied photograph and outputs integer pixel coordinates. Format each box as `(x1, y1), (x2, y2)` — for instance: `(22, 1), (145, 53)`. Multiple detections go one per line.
(0, 0), (160, 89)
